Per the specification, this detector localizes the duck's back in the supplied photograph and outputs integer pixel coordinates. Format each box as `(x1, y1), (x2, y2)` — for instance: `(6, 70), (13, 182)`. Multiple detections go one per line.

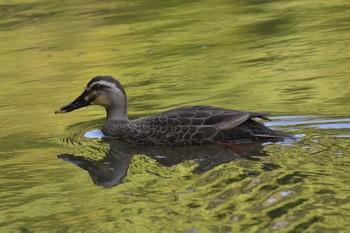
(103, 106), (291, 146)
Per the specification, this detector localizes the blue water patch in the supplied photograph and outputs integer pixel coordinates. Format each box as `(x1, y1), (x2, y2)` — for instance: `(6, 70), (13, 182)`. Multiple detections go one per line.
(265, 116), (350, 129)
(84, 130), (105, 139)
(307, 123), (350, 129)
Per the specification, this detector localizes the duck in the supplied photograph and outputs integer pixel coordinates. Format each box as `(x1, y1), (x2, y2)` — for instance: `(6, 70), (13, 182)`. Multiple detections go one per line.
(55, 76), (293, 146)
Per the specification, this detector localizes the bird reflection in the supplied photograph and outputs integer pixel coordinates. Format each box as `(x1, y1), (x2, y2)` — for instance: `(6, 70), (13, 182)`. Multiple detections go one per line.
(58, 138), (268, 187)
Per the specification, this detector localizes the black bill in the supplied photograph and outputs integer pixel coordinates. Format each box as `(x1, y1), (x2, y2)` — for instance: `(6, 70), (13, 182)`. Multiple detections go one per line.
(55, 90), (91, 114)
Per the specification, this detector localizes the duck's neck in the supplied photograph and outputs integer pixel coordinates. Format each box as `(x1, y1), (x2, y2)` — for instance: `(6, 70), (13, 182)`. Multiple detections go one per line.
(105, 95), (129, 121)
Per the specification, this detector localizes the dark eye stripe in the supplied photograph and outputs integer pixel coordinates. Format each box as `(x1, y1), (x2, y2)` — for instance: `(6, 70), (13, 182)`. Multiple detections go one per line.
(91, 84), (100, 90)
(90, 84), (110, 91)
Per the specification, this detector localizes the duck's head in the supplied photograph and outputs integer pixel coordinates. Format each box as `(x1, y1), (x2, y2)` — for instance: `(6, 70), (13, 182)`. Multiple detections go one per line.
(55, 76), (128, 120)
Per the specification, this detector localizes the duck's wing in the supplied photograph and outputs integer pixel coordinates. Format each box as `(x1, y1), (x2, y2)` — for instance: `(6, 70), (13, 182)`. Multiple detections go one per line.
(139, 106), (271, 130)
(129, 106), (274, 145)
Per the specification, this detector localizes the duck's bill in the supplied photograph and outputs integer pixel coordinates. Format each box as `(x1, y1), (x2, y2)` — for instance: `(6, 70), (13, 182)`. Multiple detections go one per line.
(55, 91), (90, 114)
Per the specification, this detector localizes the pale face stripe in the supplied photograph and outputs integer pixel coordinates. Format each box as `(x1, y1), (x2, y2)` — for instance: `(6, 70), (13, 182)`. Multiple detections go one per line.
(87, 80), (127, 105)
(88, 80), (118, 90)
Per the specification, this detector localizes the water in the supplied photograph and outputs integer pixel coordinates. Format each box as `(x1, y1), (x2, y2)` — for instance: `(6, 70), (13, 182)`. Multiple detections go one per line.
(1, 0), (350, 232)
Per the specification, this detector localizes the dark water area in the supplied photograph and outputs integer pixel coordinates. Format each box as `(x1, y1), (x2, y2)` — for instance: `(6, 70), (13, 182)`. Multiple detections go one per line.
(1, 0), (350, 232)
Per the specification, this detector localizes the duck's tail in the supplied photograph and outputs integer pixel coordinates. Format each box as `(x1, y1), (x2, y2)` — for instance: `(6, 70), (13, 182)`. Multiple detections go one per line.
(223, 119), (295, 142)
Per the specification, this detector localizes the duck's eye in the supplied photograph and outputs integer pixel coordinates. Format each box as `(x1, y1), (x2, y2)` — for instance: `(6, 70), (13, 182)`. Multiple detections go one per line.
(91, 84), (102, 91)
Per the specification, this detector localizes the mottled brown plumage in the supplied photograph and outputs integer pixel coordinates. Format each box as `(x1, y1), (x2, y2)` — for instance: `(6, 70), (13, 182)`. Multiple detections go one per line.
(56, 76), (293, 146)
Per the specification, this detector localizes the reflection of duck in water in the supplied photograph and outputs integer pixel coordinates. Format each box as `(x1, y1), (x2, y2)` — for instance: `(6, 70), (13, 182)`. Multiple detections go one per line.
(55, 76), (293, 146)
(58, 138), (271, 187)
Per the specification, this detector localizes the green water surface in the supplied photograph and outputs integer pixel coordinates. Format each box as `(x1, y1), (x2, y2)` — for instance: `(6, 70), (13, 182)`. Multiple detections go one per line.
(0, 0), (349, 232)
